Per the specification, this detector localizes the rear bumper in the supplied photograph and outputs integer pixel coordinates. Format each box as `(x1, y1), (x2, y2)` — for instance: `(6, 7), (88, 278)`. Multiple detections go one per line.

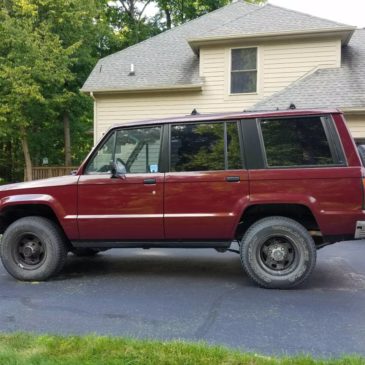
(355, 221), (365, 239)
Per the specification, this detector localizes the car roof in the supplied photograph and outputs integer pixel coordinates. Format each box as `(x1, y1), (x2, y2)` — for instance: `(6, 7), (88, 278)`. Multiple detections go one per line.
(110, 108), (341, 130)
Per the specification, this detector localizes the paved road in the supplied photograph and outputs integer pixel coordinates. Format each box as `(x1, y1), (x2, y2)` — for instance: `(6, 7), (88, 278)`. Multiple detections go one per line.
(1, 240), (365, 357)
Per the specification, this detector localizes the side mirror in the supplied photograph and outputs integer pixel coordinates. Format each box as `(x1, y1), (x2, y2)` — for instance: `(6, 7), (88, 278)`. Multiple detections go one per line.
(110, 161), (126, 179)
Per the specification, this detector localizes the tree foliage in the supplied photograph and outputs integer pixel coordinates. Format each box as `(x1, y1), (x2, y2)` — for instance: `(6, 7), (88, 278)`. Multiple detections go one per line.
(0, 1), (78, 180)
(0, 0), (266, 183)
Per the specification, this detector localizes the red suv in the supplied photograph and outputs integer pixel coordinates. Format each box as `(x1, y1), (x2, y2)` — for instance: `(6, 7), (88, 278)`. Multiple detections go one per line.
(1, 109), (364, 288)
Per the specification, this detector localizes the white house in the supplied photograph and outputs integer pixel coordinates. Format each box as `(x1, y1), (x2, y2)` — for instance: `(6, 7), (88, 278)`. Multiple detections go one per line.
(82, 1), (365, 143)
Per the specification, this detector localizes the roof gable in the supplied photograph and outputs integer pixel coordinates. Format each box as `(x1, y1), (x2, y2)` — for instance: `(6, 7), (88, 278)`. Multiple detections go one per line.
(253, 29), (365, 111)
(82, 1), (355, 93)
(82, 1), (259, 92)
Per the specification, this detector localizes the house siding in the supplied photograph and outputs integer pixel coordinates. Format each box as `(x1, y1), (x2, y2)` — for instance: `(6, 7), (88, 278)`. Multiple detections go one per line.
(94, 38), (341, 140)
(345, 114), (365, 140)
(261, 40), (341, 97)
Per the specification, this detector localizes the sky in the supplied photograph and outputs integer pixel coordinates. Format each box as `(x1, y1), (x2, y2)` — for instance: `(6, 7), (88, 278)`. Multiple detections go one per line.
(144, 1), (365, 28)
(268, 0), (365, 28)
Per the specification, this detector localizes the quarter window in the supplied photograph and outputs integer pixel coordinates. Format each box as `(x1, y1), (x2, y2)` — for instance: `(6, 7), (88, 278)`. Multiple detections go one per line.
(259, 117), (335, 167)
(231, 48), (257, 94)
(170, 121), (242, 172)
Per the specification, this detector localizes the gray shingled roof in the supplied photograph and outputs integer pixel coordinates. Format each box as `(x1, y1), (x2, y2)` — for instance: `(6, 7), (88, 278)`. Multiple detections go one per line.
(254, 29), (365, 111)
(82, 1), (353, 92)
(82, 1), (258, 92)
(193, 3), (350, 40)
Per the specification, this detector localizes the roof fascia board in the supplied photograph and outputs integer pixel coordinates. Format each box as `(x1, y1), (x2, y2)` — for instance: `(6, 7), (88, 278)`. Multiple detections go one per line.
(188, 27), (356, 53)
(81, 83), (203, 95)
(342, 108), (365, 115)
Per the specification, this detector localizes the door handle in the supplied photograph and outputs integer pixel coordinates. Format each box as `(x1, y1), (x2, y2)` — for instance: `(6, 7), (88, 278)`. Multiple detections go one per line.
(143, 178), (156, 185)
(226, 176), (240, 182)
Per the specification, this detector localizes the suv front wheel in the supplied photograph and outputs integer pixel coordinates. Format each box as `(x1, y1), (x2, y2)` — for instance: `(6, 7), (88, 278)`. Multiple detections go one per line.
(0, 216), (68, 281)
(240, 216), (316, 289)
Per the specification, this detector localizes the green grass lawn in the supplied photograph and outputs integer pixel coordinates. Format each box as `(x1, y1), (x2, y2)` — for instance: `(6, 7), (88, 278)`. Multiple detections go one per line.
(0, 333), (363, 365)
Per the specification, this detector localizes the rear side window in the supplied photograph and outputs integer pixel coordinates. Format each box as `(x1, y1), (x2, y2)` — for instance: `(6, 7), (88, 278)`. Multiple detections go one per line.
(170, 121), (242, 172)
(259, 117), (335, 167)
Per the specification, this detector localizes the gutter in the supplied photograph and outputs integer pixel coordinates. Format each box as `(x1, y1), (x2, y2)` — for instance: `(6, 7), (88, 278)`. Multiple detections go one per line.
(188, 26), (357, 53)
(82, 83), (204, 95)
(90, 91), (96, 101)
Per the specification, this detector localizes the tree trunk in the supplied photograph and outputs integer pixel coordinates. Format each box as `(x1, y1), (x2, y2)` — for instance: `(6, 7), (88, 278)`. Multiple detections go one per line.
(20, 126), (32, 182)
(63, 111), (71, 166)
(165, 8), (172, 29)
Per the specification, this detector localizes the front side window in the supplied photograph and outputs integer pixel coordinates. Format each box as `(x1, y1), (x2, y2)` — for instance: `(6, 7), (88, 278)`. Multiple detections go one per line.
(259, 117), (335, 167)
(231, 48), (257, 94)
(85, 126), (162, 174)
(85, 132), (116, 174)
(170, 121), (242, 172)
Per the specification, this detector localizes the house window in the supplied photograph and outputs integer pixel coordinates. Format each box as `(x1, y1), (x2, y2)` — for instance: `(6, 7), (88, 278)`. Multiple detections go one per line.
(231, 48), (257, 94)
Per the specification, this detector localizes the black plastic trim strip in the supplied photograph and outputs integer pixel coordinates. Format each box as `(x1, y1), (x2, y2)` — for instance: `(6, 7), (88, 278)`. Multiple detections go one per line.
(223, 122), (228, 170)
(240, 118), (265, 169)
(159, 124), (170, 173)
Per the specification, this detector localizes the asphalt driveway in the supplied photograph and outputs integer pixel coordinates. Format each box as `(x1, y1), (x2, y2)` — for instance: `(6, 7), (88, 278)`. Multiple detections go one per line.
(1, 240), (365, 357)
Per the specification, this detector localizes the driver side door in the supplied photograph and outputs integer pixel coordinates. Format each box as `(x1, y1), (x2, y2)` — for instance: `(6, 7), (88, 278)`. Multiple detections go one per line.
(77, 125), (164, 241)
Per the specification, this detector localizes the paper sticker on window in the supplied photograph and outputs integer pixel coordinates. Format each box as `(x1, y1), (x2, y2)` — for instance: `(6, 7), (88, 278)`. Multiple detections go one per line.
(150, 164), (158, 173)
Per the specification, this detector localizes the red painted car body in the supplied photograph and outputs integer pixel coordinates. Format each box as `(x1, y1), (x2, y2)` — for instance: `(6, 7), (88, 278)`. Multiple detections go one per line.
(0, 109), (364, 246)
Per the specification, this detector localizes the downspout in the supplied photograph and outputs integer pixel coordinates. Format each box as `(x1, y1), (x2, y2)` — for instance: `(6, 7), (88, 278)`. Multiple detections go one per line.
(90, 92), (97, 145)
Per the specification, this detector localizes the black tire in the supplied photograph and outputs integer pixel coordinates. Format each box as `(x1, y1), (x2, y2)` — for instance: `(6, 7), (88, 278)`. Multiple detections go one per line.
(71, 248), (100, 257)
(240, 216), (316, 289)
(0, 216), (68, 281)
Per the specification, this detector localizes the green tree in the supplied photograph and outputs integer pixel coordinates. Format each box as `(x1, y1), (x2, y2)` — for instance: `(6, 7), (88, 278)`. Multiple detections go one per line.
(0, 0), (116, 181)
(106, 1), (160, 49)
(0, 0), (267, 183)
(156, 0), (267, 29)
(0, 1), (77, 180)
(24, 0), (112, 167)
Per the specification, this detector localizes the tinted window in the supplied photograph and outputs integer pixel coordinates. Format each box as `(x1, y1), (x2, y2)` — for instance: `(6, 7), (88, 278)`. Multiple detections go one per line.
(260, 117), (335, 167)
(85, 126), (161, 174)
(170, 121), (242, 172)
(231, 48), (257, 94)
(171, 123), (224, 172)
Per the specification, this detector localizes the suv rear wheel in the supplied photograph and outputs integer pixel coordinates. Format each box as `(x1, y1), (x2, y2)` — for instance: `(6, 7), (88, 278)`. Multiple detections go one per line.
(240, 216), (316, 289)
(0, 216), (67, 281)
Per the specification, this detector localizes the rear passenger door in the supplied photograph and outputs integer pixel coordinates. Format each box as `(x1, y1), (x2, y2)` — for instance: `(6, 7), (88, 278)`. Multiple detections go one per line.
(247, 115), (362, 237)
(164, 120), (249, 240)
